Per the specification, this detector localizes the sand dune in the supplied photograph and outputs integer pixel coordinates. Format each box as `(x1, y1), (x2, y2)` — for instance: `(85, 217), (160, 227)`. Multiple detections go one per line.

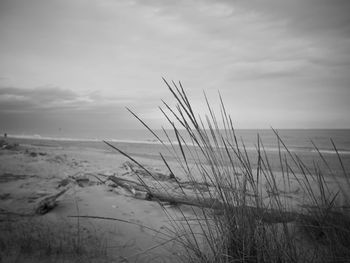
(0, 139), (186, 262)
(1, 137), (349, 262)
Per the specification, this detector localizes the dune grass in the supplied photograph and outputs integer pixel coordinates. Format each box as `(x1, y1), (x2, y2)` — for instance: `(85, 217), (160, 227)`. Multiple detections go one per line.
(0, 216), (109, 263)
(110, 79), (350, 262)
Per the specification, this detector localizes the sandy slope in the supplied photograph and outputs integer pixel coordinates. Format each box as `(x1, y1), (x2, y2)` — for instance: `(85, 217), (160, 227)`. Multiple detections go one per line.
(1, 138), (349, 262)
(0, 140), (185, 262)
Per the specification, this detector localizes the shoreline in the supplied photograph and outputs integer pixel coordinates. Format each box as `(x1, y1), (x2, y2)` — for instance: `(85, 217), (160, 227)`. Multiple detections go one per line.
(4, 131), (350, 155)
(3, 136), (350, 176)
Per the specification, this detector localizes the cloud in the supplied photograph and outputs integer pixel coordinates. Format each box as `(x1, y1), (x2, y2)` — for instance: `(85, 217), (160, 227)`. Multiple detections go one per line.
(228, 0), (350, 38)
(126, 0), (350, 84)
(0, 0), (349, 130)
(0, 86), (91, 112)
(0, 85), (158, 137)
(0, 84), (165, 128)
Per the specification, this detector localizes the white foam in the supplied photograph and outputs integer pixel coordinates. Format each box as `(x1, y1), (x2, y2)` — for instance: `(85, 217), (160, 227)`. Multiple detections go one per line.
(8, 134), (100, 142)
(311, 149), (350, 155)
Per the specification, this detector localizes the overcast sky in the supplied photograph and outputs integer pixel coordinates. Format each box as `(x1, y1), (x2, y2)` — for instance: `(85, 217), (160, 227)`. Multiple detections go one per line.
(1, 0), (350, 137)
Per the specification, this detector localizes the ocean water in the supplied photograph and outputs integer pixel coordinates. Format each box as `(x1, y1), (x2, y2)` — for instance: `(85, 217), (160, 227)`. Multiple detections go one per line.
(5, 129), (350, 176)
(7, 129), (350, 153)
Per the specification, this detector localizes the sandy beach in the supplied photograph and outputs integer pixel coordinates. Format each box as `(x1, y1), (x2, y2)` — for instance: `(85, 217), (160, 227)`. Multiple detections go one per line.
(0, 138), (194, 262)
(1, 135), (350, 263)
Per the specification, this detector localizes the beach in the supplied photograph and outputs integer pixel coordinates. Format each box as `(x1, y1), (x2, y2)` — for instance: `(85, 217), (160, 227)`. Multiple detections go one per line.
(0, 137), (191, 262)
(1, 134), (350, 262)
(2, 0), (350, 261)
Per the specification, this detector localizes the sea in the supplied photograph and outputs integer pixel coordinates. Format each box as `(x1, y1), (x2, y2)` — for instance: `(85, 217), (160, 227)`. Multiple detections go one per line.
(3, 129), (350, 176)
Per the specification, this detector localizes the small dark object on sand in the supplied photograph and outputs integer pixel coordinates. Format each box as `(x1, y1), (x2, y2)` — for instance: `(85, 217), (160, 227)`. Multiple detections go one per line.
(0, 139), (5, 146)
(29, 152), (38, 157)
(35, 188), (68, 215)
(57, 178), (72, 188)
(0, 139), (19, 150)
(169, 172), (175, 179)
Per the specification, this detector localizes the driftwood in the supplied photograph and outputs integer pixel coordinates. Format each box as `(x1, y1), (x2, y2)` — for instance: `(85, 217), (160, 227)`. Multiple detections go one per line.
(35, 188), (68, 215)
(107, 175), (301, 223)
(139, 189), (300, 223)
(108, 176), (156, 193)
(121, 161), (174, 181)
(117, 161), (256, 195)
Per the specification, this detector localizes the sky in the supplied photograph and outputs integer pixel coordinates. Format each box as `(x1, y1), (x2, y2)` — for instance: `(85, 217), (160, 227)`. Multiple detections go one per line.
(0, 0), (350, 138)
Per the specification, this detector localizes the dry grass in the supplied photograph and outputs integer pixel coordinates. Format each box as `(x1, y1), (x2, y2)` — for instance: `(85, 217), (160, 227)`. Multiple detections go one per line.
(0, 216), (109, 263)
(109, 79), (350, 262)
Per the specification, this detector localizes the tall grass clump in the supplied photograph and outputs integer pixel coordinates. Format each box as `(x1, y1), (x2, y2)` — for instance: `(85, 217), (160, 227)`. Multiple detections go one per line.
(110, 79), (350, 262)
(0, 216), (109, 263)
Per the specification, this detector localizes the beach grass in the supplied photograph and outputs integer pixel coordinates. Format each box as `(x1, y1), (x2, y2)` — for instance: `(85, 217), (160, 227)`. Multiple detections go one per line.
(0, 216), (109, 263)
(113, 79), (350, 262)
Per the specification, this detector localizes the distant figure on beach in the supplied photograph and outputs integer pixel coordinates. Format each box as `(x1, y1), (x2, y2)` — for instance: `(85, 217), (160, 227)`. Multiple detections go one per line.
(4, 133), (7, 138)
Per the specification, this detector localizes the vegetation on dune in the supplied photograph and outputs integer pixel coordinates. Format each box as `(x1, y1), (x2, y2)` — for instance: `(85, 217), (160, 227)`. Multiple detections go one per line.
(2, 79), (349, 262)
(0, 218), (109, 263)
(107, 79), (350, 262)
